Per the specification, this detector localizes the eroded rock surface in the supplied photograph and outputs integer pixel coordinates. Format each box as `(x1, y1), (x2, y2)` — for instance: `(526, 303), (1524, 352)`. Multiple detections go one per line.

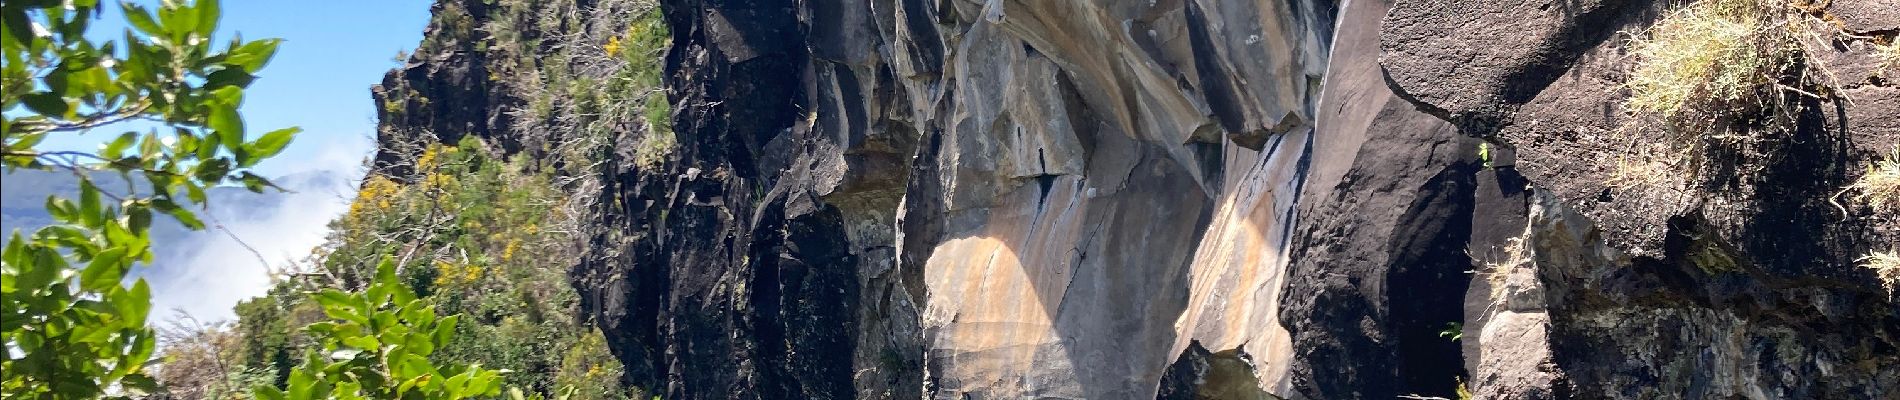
(372, 0), (1900, 397)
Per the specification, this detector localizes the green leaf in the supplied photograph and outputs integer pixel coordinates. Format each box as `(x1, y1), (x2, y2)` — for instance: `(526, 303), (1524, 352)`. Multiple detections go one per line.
(208, 103), (245, 145)
(376, 257), (399, 289)
(433, 315), (459, 346)
(121, 373), (161, 394)
(138, 131), (162, 159)
(124, 279), (152, 326)
(40, 225), (93, 248)
(204, 67), (254, 89)
(79, 247), (129, 291)
(121, 3), (164, 36)
(7, 132), (48, 152)
(254, 384), (287, 400)
(197, 131), (222, 159)
(174, 128), (201, 155)
(44, 67), (70, 95)
(248, 127), (298, 160)
(184, 181), (207, 204)
(311, 290), (354, 309)
(398, 353), (436, 379)
(153, 199), (205, 230)
(126, 201), (153, 233)
(156, 1), (198, 43)
(193, 0), (220, 37)
(22, 92), (71, 118)
(224, 38), (282, 73)
(2, 6), (34, 46)
(102, 132), (138, 160)
(79, 180), (103, 226)
(20, 247), (68, 291)
(47, 196), (78, 221)
(239, 171), (277, 193)
(192, 158), (231, 183)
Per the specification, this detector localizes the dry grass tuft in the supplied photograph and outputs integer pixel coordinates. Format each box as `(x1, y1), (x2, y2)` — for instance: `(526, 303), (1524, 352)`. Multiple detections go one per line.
(1847, 146), (1900, 211)
(1607, 151), (1681, 189)
(1625, 0), (1794, 120)
(1880, 41), (1900, 68)
(1861, 251), (1900, 295)
(1613, 0), (1811, 188)
(1471, 236), (1533, 303)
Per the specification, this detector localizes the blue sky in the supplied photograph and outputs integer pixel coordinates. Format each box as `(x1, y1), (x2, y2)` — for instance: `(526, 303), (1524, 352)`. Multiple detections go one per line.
(40, 0), (435, 178)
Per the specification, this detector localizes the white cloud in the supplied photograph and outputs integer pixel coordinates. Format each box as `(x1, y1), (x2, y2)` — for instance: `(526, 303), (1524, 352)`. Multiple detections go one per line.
(143, 137), (370, 323)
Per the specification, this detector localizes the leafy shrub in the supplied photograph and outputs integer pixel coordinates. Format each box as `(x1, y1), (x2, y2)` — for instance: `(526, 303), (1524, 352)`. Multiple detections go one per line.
(621, 5), (676, 168)
(252, 258), (504, 400)
(553, 330), (630, 400)
(232, 284), (328, 388)
(1850, 148), (1900, 295)
(419, 1), (481, 57)
(153, 317), (253, 399)
(223, 136), (629, 397)
(481, 0), (673, 170)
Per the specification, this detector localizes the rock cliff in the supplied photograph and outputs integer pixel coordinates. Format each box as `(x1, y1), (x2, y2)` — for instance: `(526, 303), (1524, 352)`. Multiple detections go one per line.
(374, 0), (1899, 398)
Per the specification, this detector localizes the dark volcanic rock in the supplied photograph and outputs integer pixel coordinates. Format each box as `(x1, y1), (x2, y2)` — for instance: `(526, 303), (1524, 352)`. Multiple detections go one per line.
(1381, 0), (1637, 132)
(368, 0), (1900, 397)
(567, 0), (870, 398)
(1377, 0), (1900, 398)
(370, 0), (514, 176)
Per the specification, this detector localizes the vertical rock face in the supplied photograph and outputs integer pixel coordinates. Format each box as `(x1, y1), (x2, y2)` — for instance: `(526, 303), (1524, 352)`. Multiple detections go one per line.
(376, 0), (1899, 397)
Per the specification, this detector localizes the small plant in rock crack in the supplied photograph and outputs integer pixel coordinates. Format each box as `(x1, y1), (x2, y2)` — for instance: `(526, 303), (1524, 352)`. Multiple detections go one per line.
(1624, 0), (1804, 123)
(1439, 322), (1465, 342)
(1478, 142), (1494, 169)
(1878, 41), (1900, 75)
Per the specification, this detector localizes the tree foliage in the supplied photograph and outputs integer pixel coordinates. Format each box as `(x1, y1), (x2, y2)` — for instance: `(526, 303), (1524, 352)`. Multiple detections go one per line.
(196, 137), (632, 398)
(1, 0), (294, 397)
(251, 258), (504, 400)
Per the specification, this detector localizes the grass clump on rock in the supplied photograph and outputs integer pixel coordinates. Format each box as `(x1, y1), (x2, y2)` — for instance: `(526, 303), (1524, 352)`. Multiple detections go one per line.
(1611, 0), (1814, 188)
(1847, 147), (1900, 211)
(1863, 252), (1900, 295)
(1848, 148), (1898, 296)
(1625, 0), (1799, 123)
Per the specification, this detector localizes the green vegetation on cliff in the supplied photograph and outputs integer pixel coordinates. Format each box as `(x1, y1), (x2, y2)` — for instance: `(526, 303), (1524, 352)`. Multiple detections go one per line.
(179, 137), (637, 398)
(143, 0), (676, 396)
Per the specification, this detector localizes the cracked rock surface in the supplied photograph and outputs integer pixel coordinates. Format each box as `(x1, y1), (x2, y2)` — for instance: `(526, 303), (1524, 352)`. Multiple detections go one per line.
(375, 0), (1899, 397)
